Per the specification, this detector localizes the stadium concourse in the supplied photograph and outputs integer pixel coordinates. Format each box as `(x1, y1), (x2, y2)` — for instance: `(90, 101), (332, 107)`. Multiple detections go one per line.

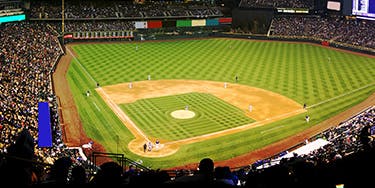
(0, 0), (375, 187)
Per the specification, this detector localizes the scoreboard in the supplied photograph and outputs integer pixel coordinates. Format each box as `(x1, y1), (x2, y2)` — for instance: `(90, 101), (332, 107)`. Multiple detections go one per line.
(352, 0), (375, 19)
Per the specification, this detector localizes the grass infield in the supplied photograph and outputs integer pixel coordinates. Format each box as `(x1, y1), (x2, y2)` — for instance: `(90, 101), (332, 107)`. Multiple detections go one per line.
(67, 38), (375, 169)
(120, 92), (254, 141)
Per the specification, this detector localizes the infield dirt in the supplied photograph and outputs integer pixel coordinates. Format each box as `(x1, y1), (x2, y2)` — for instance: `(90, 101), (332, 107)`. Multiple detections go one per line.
(96, 79), (304, 157)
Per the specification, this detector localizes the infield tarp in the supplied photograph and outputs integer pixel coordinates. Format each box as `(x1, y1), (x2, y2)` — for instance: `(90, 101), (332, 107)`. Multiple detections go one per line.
(38, 102), (52, 147)
(256, 138), (331, 169)
(281, 138), (331, 158)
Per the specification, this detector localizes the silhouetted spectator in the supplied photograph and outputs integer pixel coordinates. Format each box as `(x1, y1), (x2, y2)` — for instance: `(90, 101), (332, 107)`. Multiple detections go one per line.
(213, 166), (237, 187)
(69, 165), (88, 185)
(41, 157), (73, 185)
(129, 169), (170, 186)
(166, 157), (215, 186)
(0, 128), (35, 187)
(90, 161), (124, 186)
(360, 125), (371, 150)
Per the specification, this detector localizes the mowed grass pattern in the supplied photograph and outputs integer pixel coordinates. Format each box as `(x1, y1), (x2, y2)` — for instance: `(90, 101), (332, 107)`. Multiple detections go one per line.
(120, 92), (254, 141)
(72, 39), (375, 105)
(67, 38), (375, 169)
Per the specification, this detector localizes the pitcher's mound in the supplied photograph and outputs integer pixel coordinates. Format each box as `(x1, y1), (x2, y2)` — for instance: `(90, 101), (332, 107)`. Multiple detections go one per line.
(171, 110), (196, 119)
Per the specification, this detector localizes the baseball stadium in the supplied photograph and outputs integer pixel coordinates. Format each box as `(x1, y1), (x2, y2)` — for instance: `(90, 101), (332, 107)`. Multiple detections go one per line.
(0, 0), (374, 187)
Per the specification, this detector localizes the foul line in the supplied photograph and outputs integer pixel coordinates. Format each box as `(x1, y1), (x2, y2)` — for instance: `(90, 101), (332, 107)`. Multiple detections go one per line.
(308, 82), (375, 109)
(96, 87), (150, 142)
(167, 108), (306, 145)
(261, 125), (285, 134)
(66, 47), (97, 85)
(93, 102), (101, 112)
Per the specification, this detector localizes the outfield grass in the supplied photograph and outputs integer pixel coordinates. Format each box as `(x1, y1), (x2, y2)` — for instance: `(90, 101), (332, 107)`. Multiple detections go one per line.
(67, 38), (375, 169)
(120, 92), (254, 141)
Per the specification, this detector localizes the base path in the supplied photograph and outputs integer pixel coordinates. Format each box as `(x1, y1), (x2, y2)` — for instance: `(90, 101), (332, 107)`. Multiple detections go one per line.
(169, 93), (375, 170)
(99, 80), (303, 121)
(97, 80), (304, 157)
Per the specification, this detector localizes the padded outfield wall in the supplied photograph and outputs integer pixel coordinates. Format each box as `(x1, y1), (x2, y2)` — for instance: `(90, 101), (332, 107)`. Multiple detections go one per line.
(64, 17), (232, 41)
(215, 33), (375, 56)
(134, 17), (232, 28)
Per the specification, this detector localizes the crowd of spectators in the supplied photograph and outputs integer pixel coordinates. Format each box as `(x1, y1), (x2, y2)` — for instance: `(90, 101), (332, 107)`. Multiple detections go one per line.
(0, 21), (97, 185)
(29, 0), (223, 19)
(0, 21), (68, 169)
(271, 15), (375, 49)
(0, 7), (374, 186)
(63, 20), (135, 33)
(317, 106), (375, 156)
(239, 0), (314, 9)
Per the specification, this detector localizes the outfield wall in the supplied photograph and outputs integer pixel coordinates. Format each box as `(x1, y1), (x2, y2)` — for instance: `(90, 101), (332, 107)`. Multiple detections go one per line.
(61, 29), (374, 56)
(213, 33), (375, 56)
(132, 31), (375, 56)
(133, 17), (232, 29)
(62, 17), (232, 41)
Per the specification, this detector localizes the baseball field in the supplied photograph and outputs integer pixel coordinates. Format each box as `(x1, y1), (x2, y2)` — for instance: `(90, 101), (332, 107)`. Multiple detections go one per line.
(55, 38), (375, 170)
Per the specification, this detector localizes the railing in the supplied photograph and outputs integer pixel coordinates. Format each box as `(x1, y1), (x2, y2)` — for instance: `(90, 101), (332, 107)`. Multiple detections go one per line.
(91, 152), (151, 174)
